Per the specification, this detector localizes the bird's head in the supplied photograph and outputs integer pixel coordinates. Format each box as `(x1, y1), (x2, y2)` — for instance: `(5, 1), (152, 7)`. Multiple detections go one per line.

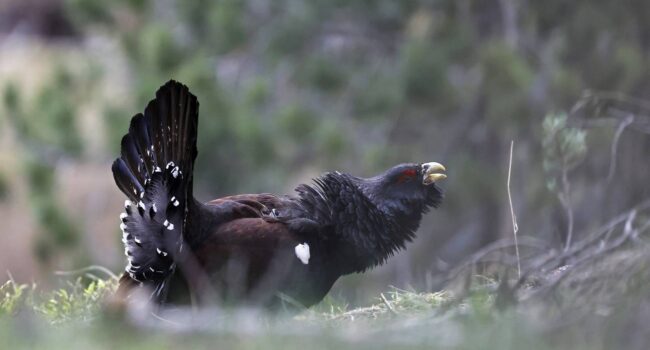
(294, 161), (446, 271)
(360, 162), (446, 220)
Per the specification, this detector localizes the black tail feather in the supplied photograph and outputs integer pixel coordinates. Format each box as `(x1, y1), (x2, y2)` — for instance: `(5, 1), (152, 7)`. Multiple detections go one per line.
(112, 80), (199, 301)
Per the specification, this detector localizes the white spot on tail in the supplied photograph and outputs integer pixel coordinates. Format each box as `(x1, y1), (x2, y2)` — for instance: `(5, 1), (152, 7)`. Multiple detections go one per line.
(294, 243), (310, 264)
(134, 237), (142, 244)
(162, 220), (175, 230)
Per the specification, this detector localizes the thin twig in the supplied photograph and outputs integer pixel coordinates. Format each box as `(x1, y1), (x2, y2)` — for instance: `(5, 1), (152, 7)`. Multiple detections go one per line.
(54, 265), (119, 280)
(380, 293), (398, 315)
(507, 140), (521, 278)
(607, 114), (634, 183)
(150, 311), (183, 327)
(560, 165), (574, 251)
(524, 210), (638, 300)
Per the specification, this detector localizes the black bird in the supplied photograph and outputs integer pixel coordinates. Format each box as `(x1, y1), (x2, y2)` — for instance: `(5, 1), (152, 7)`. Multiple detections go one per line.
(112, 80), (446, 308)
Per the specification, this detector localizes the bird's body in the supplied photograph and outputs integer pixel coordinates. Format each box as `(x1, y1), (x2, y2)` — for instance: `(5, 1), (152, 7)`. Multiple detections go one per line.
(112, 81), (446, 309)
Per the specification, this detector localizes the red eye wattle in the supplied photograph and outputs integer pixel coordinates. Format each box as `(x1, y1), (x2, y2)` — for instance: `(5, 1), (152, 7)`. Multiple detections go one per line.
(402, 169), (417, 177)
(397, 168), (417, 183)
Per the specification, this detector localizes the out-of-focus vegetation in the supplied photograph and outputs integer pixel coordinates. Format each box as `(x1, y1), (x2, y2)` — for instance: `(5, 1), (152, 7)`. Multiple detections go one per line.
(1, 0), (650, 347)
(2, 235), (650, 350)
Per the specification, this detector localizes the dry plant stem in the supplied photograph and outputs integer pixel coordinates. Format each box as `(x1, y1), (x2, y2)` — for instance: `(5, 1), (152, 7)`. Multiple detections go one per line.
(380, 293), (398, 315)
(607, 114), (634, 183)
(54, 265), (119, 281)
(516, 200), (650, 289)
(560, 165), (574, 252)
(507, 140), (521, 278)
(444, 236), (548, 285)
(526, 210), (639, 300)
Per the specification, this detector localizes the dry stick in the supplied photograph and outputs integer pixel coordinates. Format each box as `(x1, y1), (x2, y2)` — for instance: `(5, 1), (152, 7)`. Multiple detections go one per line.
(507, 140), (521, 278)
(607, 114), (634, 183)
(524, 210), (639, 300)
(515, 199), (650, 289)
(443, 236), (548, 286)
(54, 265), (119, 281)
(380, 293), (398, 315)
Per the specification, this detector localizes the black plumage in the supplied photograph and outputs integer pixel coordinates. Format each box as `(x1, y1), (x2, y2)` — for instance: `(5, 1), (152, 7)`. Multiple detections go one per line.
(112, 80), (446, 308)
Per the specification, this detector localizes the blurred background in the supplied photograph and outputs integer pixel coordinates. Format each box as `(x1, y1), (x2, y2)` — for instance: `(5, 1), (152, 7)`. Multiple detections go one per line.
(0, 0), (648, 305)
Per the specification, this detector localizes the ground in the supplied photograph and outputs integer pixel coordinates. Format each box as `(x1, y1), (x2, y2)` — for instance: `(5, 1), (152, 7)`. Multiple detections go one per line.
(2, 241), (649, 350)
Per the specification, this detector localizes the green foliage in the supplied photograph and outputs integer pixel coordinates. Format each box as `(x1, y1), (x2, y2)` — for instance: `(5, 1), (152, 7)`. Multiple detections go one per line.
(480, 41), (534, 127)
(299, 56), (347, 93)
(351, 73), (401, 121)
(1, 69), (89, 268)
(0, 280), (34, 317)
(0, 171), (9, 200)
(542, 112), (587, 191)
(0, 278), (116, 323)
(30, 67), (83, 157)
(276, 104), (318, 142)
(24, 158), (80, 264)
(268, 16), (315, 57)
(400, 39), (449, 105)
(36, 279), (115, 324)
(65, 0), (113, 25)
(205, 0), (247, 54)
(2, 82), (20, 113)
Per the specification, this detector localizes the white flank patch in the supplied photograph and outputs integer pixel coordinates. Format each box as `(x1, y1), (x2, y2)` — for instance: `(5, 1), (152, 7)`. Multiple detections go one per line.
(152, 203), (158, 212)
(294, 243), (310, 265)
(167, 223), (174, 230)
(171, 167), (179, 178)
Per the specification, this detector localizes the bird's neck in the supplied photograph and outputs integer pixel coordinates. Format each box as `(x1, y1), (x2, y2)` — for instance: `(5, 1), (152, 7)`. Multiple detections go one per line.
(295, 173), (421, 273)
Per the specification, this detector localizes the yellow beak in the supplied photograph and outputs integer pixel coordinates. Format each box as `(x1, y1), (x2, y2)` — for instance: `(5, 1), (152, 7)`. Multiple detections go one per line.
(422, 162), (447, 185)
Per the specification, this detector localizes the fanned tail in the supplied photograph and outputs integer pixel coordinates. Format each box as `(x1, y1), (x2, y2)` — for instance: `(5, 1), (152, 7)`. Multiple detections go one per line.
(111, 80), (198, 301)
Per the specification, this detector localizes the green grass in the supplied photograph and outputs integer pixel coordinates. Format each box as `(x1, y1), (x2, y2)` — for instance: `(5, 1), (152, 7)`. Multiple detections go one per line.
(0, 277), (116, 323)
(0, 276), (544, 350)
(0, 264), (646, 350)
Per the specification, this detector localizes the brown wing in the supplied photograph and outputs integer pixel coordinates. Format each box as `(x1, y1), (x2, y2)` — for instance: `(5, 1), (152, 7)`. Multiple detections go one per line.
(191, 217), (308, 305)
(207, 193), (290, 214)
